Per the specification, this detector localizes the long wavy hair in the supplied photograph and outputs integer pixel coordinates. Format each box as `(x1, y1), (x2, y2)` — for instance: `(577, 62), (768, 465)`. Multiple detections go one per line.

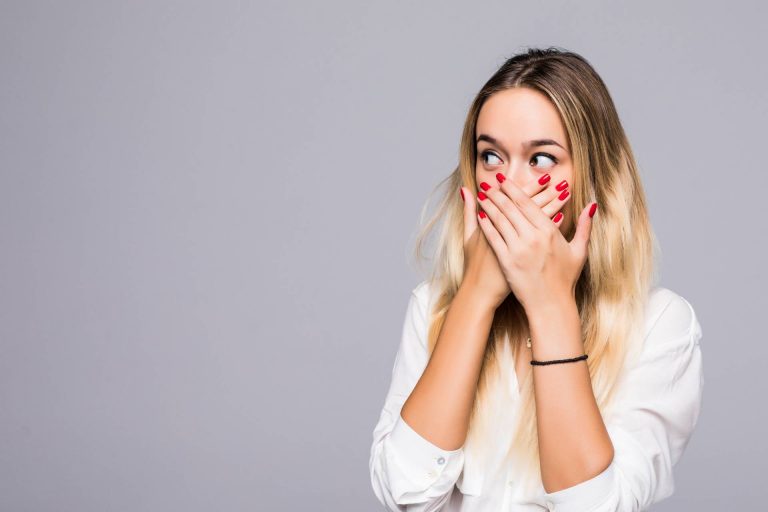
(410, 46), (660, 491)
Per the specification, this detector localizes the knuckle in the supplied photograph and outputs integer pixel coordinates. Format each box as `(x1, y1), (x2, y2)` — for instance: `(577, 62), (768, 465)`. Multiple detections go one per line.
(546, 223), (559, 238)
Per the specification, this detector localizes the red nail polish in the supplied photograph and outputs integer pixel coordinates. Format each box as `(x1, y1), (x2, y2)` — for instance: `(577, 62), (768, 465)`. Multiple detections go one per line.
(478, 191), (487, 201)
(460, 188), (465, 201)
(589, 202), (598, 218)
(479, 210), (487, 219)
(480, 181), (491, 191)
(556, 180), (568, 191)
(558, 189), (569, 200)
(495, 173), (506, 183)
(538, 174), (551, 185)
(553, 211), (563, 223)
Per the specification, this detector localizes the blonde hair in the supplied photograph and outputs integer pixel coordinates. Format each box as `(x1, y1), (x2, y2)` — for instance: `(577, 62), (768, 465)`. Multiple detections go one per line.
(410, 46), (660, 491)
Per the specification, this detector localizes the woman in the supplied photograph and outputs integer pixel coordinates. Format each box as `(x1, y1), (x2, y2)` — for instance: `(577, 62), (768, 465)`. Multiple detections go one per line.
(369, 47), (704, 511)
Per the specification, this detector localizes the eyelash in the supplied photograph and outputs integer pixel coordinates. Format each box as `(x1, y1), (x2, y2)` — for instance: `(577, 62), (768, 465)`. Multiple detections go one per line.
(480, 150), (558, 168)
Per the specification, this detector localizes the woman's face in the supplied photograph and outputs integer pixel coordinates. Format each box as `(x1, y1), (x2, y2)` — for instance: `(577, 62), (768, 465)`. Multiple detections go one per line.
(474, 87), (574, 229)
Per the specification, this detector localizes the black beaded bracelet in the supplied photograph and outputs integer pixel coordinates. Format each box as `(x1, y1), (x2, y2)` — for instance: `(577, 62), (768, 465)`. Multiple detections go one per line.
(530, 353), (588, 366)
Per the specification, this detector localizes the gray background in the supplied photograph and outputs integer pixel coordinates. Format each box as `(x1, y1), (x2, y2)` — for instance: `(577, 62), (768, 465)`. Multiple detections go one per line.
(0, 0), (764, 510)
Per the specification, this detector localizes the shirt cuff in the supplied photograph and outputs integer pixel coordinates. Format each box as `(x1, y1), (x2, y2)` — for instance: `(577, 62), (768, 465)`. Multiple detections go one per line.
(541, 460), (617, 512)
(386, 412), (464, 490)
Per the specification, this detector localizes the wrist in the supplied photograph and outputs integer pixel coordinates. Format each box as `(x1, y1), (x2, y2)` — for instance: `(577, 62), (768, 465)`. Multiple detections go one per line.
(526, 296), (583, 360)
(523, 292), (577, 324)
(456, 281), (502, 314)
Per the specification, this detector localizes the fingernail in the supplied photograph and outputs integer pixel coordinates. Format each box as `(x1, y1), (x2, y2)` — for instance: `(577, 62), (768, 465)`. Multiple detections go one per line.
(495, 173), (506, 183)
(558, 189), (569, 200)
(553, 211), (563, 223)
(480, 181), (491, 191)
(538, 174), (551, 185)
(479, 210), (487, 219)
(556, 180), (568, 191)
(460, 187), (465, 201)
(478, 191), (487, 201)
(589, 202), (598, 218)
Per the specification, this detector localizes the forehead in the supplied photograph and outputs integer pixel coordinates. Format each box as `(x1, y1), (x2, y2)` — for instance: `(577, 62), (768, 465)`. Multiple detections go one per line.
(477, 87), (568, 149)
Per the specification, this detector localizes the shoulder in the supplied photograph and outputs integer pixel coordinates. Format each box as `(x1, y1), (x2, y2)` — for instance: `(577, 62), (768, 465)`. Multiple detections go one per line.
(641, 286), (703, 354)
(410, 279), (434, 315)
(411, 279), (432, 301)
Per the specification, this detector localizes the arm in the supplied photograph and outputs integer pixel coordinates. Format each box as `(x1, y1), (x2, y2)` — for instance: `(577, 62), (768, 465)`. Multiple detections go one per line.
(527, 295), (614, 494)
(369, 281), (496, 511)
(531, 291), (704, 512)
(401, 282), (496, 450)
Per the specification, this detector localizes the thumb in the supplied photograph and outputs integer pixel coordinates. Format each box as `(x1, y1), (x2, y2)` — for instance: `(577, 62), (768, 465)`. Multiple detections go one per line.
(571, 201), (598, 260)
(461, 186), (479, 245)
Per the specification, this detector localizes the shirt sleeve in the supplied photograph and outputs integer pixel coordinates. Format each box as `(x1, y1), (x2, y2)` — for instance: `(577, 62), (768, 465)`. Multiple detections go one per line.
(541, 292), (705, 512)
(369, 282), (465, 511)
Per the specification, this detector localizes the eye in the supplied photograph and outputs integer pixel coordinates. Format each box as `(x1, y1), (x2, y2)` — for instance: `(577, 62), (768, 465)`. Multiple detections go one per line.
(530, 152), (557, 169)
(480, 150), (502, 166)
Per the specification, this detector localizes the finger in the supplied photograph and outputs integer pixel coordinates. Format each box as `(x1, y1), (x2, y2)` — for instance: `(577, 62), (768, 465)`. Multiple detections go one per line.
(530, 174), (562, 209)
(480, 179), (535, 239)
(476, 185), (520, 247)
(494, 172), (557, 209)
(499, 177), (567, 231)
(540, 181), (573, 219)
(477, 208), (511, 262)
(571, 201), (598, 260)
(510, 172), (554, 206)
(552, 210), (565, 227)
(461, 185), (478, 246)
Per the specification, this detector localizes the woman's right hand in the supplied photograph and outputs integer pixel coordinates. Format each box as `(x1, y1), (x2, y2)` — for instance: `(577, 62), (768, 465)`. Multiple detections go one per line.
(459, 174), (569, 310)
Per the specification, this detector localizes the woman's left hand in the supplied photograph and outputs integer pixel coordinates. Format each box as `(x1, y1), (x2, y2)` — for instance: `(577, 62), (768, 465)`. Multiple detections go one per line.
(475, 173), (598, 312)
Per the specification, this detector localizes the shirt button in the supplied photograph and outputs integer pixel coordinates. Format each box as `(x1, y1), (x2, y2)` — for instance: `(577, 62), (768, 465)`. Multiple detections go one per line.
(436, 456), (445, 465)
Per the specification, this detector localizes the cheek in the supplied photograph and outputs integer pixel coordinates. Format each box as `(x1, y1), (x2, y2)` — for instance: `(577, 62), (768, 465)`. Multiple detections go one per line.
(475, 168), (499, 185)
(547, 169), (572, 193)
(474, 172), (489, 189)
(549, 165), (568, 179)
(559, 166), (574, 184)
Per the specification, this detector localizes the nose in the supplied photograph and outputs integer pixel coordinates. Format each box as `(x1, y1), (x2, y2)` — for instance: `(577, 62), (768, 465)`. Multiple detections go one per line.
(499, 164), (531, 188)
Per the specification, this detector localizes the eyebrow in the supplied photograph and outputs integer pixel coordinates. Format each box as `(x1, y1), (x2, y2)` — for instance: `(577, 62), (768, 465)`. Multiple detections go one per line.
(476, 133), (566, 151)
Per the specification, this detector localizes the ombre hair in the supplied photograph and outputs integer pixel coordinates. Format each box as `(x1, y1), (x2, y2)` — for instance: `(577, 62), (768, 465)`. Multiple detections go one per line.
(410, 46), (659, 491)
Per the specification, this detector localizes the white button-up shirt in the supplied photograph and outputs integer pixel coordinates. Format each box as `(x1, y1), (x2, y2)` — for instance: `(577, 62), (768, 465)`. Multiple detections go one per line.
(369, 281), (704, 511)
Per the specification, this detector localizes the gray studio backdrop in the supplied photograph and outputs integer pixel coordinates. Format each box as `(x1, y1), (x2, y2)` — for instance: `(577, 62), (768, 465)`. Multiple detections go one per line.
(1, 1), (764, 510)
